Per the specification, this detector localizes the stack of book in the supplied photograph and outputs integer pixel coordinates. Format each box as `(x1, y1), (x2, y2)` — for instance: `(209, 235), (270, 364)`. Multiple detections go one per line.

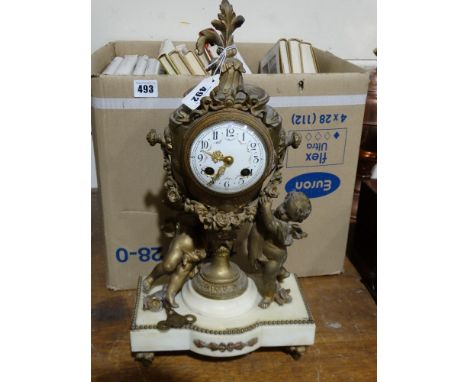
(102, 55), (162, 76)
(100, 39), (317, 76)
(259, 38), (319, 74)
(158, 39), (209, 75)
(157, 39), (252, 75)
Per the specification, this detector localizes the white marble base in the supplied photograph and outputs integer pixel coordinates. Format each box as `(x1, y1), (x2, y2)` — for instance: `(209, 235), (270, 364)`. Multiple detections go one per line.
(130, 275), (315, 358)
(181, 277), (259, 318)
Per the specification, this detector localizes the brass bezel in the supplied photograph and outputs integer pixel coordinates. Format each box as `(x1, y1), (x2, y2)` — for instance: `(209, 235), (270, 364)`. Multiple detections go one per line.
(181, 109), (275, 203)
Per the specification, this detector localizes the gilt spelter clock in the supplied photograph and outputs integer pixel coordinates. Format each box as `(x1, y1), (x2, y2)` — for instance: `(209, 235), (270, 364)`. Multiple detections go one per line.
(130, 0), (315, 363)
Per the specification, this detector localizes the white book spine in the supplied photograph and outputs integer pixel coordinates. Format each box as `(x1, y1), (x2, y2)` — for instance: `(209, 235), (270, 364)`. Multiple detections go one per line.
(300, 44), (317, 73)
(144, 58), (160, 75)
(156, 61), (163, 74)
(289, 40), (302, 73)
(175, 44), (188, 54)
(114, 55), (138, 75)
(133, 55), (149, 75)
(102, 56), (123, 75)
(159, 39), (176, 57)
(279, 41), (291, 74)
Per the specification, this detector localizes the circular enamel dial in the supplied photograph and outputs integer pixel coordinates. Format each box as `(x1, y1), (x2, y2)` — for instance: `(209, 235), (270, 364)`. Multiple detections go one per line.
(189, 121), (268, 194)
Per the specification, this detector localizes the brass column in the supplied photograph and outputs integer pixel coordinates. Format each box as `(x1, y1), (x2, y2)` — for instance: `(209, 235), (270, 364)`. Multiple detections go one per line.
(192, 245), (248, 299)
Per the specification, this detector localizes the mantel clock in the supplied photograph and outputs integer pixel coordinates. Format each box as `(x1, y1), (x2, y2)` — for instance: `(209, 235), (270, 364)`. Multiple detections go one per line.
(131, 0), (315, 362)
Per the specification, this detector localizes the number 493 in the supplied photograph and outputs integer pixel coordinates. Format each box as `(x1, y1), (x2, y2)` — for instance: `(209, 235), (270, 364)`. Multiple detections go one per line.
(137, 84), (154, 94)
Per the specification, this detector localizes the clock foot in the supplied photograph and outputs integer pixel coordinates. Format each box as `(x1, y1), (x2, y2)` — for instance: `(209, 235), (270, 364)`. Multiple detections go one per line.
(285, 346), (307, 360)
(134, 352), (155, 366)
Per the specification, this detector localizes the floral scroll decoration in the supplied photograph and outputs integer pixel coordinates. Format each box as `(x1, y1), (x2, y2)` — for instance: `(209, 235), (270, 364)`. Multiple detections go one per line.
(170, 84), (282, 132)
(184, 199), (257, 232)
(193, 337), (258, 352)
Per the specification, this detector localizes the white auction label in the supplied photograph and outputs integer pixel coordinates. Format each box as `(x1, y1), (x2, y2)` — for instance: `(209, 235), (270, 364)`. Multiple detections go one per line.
(133, 80), (158, 98)
(182, 75), (220, 110)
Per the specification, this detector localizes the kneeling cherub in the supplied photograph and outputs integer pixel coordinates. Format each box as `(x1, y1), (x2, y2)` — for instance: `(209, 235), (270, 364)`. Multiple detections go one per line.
(248, 191), (311, 309)
(143, 223), (206, 308)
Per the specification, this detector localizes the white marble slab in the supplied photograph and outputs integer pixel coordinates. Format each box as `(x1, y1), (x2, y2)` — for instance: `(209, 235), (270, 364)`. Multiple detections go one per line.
(130, 275), (315, 358)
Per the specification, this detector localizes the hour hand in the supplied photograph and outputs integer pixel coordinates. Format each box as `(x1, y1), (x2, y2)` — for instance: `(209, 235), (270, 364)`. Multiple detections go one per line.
(202, 150), (224, 163)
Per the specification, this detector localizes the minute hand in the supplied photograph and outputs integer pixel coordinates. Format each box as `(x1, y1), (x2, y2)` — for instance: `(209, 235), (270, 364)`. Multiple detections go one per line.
(208, 164), (226, 185)
(207, 155), (234, 186)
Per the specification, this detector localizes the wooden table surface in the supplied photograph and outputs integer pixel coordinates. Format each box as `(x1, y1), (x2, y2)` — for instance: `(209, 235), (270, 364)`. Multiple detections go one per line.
(92, 192), (376, 382)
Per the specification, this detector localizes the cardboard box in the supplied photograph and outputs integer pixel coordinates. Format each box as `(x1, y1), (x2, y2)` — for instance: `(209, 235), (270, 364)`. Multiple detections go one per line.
(92, 41), (369, 290)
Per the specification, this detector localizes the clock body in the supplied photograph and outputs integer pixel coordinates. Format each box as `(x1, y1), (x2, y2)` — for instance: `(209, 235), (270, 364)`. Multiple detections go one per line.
(178, 109), (275, 209)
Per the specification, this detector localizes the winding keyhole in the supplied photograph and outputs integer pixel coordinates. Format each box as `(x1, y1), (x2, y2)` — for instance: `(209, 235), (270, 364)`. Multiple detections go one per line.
(204, 167), (215, 175)
(240, 168), (252, 176)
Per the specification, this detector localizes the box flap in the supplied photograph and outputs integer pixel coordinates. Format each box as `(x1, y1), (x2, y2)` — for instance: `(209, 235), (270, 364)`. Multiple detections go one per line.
(91, 42), (116, 77)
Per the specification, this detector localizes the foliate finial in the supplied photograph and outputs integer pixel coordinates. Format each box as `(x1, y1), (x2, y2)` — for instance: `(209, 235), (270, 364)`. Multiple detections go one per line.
(213, 0), (245, 47)
(195, 0), (245, 56)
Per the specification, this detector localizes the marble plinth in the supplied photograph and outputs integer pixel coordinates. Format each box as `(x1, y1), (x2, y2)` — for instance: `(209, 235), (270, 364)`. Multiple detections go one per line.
(130, 275), (315, 358)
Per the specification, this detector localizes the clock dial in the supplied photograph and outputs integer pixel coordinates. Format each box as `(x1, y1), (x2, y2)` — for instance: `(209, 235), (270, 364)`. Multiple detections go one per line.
(189, 121), (268, 194)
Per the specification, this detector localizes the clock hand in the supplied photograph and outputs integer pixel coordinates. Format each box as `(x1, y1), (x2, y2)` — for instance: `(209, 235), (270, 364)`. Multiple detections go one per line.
(208, 164), (226, 185)
(207, 155), (234, 185)
(202, 150), (224, 163)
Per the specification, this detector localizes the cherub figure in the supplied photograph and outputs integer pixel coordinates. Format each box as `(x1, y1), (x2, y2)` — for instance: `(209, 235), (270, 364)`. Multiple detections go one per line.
(248, 192), (311, 309)
(142, 222), (206, 308)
